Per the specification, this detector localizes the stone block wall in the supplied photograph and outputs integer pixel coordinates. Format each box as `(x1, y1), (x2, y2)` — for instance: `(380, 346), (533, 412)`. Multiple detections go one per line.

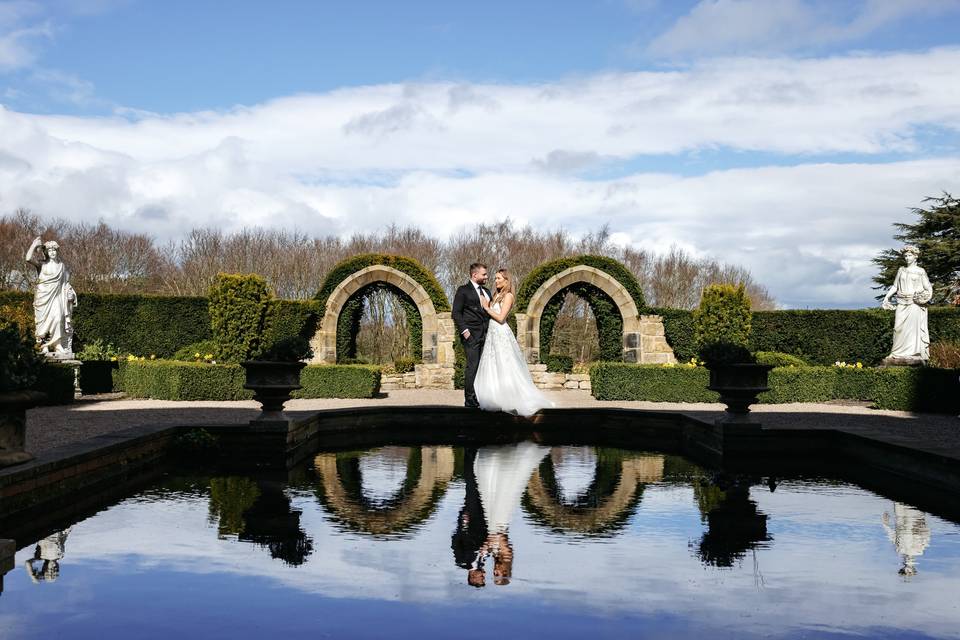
(380, 363), (455, 391)
(416, 363), (455, 390)
(638, 314), (677, 364)
(527, 364), (592, 391)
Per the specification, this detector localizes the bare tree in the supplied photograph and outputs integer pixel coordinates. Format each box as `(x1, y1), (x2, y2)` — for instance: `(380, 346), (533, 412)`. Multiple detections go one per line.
(1, 211), (777, 363)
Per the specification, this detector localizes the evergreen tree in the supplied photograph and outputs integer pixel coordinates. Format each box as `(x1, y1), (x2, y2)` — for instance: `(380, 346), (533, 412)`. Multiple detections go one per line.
(873, 193), (960, 305)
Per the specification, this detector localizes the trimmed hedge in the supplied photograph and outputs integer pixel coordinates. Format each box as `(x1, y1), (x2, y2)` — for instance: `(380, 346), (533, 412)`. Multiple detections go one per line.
(31, 362), (76, 405)
(116, 360), (252, 401)
(694, 283), (752, 350)
(651, 306), (960, 367)
(208, 273), (271, 363)
(0, 290), (319, 359)
(589, 362), (960, 413)
(114, 360), (380, 400)
(590, 363), (717, 403)
(754, 351), (808, 367)
(544, 353), (574, 373)
(315, 254), (450, 313)
(293, 364), (381, 399)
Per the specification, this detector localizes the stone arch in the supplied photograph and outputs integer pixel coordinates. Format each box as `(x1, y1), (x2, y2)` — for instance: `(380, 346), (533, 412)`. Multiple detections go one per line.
(516, 265), (675, 364)
(310, 265), (454, 366)
(522, 452), (665, 535)
(313, 446), (455, 537)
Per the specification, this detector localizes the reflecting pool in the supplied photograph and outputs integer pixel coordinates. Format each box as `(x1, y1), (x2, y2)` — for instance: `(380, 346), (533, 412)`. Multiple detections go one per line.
(2, 442), (960, 639)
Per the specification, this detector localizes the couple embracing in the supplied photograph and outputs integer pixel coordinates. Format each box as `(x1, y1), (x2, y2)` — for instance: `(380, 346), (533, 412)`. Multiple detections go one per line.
(452, 263), (553, 418)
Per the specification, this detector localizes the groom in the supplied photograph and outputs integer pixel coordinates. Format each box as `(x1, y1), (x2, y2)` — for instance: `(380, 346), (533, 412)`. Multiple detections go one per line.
(452, 262), (491, 408)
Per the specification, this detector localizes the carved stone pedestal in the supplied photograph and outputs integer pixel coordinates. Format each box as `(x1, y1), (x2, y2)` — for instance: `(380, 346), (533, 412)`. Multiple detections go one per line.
(0, 538), (15, 596)
(881, 356), (926, 367)
(0, 390), (45, 468)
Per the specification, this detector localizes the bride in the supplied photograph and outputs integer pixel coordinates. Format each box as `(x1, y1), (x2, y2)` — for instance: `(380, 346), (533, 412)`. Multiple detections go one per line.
(474, 269), (553, 417)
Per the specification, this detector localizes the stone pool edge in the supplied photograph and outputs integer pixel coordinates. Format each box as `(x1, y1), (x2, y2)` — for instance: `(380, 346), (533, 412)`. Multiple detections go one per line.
(3, 406), (960, 524)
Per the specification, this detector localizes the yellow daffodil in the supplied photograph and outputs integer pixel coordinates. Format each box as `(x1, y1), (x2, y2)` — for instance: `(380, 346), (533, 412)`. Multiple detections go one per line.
(856, 362), (863, 368)
(194, 352), (201, 358)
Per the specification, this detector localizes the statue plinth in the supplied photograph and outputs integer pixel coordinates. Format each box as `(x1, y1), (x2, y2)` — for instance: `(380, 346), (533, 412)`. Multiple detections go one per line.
(881, 356), (926, 367)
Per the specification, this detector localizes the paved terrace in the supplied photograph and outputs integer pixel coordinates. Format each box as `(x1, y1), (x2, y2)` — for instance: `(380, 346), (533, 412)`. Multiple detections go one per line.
(24, 390), (960, 461)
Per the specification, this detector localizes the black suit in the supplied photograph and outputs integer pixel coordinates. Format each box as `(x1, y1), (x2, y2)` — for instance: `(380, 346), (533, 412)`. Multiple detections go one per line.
(452, 281), (492, 408)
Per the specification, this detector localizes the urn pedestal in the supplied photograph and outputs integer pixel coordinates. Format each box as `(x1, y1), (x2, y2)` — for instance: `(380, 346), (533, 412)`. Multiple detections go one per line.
(707, 364), (774, 424)
(241, 361), (306, 424)
(79, 360), (118, 395)
(0, 389), (46, 468)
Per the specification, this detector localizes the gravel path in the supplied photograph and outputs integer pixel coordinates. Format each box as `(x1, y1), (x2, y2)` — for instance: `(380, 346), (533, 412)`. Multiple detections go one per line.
(25, 390), (960, 459)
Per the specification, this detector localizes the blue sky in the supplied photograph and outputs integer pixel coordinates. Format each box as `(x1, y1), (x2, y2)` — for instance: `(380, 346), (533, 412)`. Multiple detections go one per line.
(2, 0), (960, 307)
(6, 0), (960, 115)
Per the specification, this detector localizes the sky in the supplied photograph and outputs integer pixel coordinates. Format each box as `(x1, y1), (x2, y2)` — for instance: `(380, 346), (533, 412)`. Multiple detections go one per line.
(1, 0), (959, 308)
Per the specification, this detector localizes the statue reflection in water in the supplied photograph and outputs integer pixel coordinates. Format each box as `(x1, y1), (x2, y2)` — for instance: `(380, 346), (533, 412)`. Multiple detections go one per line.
(451, 442), (549, 587)
(25, 528), (71, 583)
(882, 502), (930, 578)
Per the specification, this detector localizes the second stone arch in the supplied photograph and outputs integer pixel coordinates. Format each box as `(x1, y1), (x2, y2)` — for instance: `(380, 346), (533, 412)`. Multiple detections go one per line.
(513, 255), (676, 365)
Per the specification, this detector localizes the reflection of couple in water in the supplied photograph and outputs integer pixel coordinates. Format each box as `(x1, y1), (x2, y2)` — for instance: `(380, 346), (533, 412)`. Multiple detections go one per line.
(451, 442), (549, 588)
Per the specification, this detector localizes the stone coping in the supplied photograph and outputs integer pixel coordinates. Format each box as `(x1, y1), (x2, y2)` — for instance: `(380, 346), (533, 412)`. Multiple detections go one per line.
(3, 402), (960, 524)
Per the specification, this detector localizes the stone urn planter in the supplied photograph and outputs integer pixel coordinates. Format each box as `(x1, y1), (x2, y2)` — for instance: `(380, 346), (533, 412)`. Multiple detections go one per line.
(707, 364), (774, 421)
(0, 389), (46, 468)
(241, 361), (306, 422)
(79, 360), (117, 395)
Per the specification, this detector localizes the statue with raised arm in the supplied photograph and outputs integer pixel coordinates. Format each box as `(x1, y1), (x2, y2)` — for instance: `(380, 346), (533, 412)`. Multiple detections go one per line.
(25, 236), (77, 358)
(881, 246), (932, 365)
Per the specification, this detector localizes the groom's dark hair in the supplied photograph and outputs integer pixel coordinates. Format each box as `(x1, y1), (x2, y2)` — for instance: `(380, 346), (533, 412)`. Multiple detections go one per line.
(469, 262), (487, 275)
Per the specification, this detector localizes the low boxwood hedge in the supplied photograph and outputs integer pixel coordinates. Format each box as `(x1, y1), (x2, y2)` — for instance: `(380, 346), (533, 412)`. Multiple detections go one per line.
(293, 364), (381, 399)
(116, 360), (252, 401)
(589, 362), (960, 413)
(114, 360), (380, 400)
(590, 363), (717, 402)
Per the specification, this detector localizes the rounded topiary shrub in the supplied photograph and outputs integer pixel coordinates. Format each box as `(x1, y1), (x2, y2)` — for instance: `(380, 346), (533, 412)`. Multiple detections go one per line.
(208, 273), (271, 363)
(693, 283), (752, 349)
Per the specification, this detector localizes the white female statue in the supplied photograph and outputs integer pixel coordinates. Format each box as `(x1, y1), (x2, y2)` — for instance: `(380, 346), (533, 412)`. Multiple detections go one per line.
(881, 245), (932, 363)
(25, 236), (77, 358)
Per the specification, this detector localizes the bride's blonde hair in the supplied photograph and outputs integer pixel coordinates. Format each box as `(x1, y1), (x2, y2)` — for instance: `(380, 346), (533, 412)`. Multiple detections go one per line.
(493, 268), (514, 305)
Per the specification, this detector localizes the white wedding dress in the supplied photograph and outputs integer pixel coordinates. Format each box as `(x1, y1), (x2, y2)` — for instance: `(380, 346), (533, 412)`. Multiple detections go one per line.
(474, 302), (554, 417)
(474, 442), (551, 533)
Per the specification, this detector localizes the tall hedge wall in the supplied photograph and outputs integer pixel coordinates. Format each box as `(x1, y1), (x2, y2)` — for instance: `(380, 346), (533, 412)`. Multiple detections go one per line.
(0, 290), (318, 358)
(651, 306), (960, 366)
(315, 254), (450, 313)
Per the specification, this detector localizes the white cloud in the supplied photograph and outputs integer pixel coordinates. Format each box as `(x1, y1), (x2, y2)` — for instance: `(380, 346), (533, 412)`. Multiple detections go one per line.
(648, 0), (960, 57)
(1, 48), (959, 307)
(0, 20), (50, 71)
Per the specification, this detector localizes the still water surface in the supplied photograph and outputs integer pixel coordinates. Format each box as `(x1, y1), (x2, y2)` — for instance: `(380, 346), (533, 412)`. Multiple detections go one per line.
(2, 443), (959, 639)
